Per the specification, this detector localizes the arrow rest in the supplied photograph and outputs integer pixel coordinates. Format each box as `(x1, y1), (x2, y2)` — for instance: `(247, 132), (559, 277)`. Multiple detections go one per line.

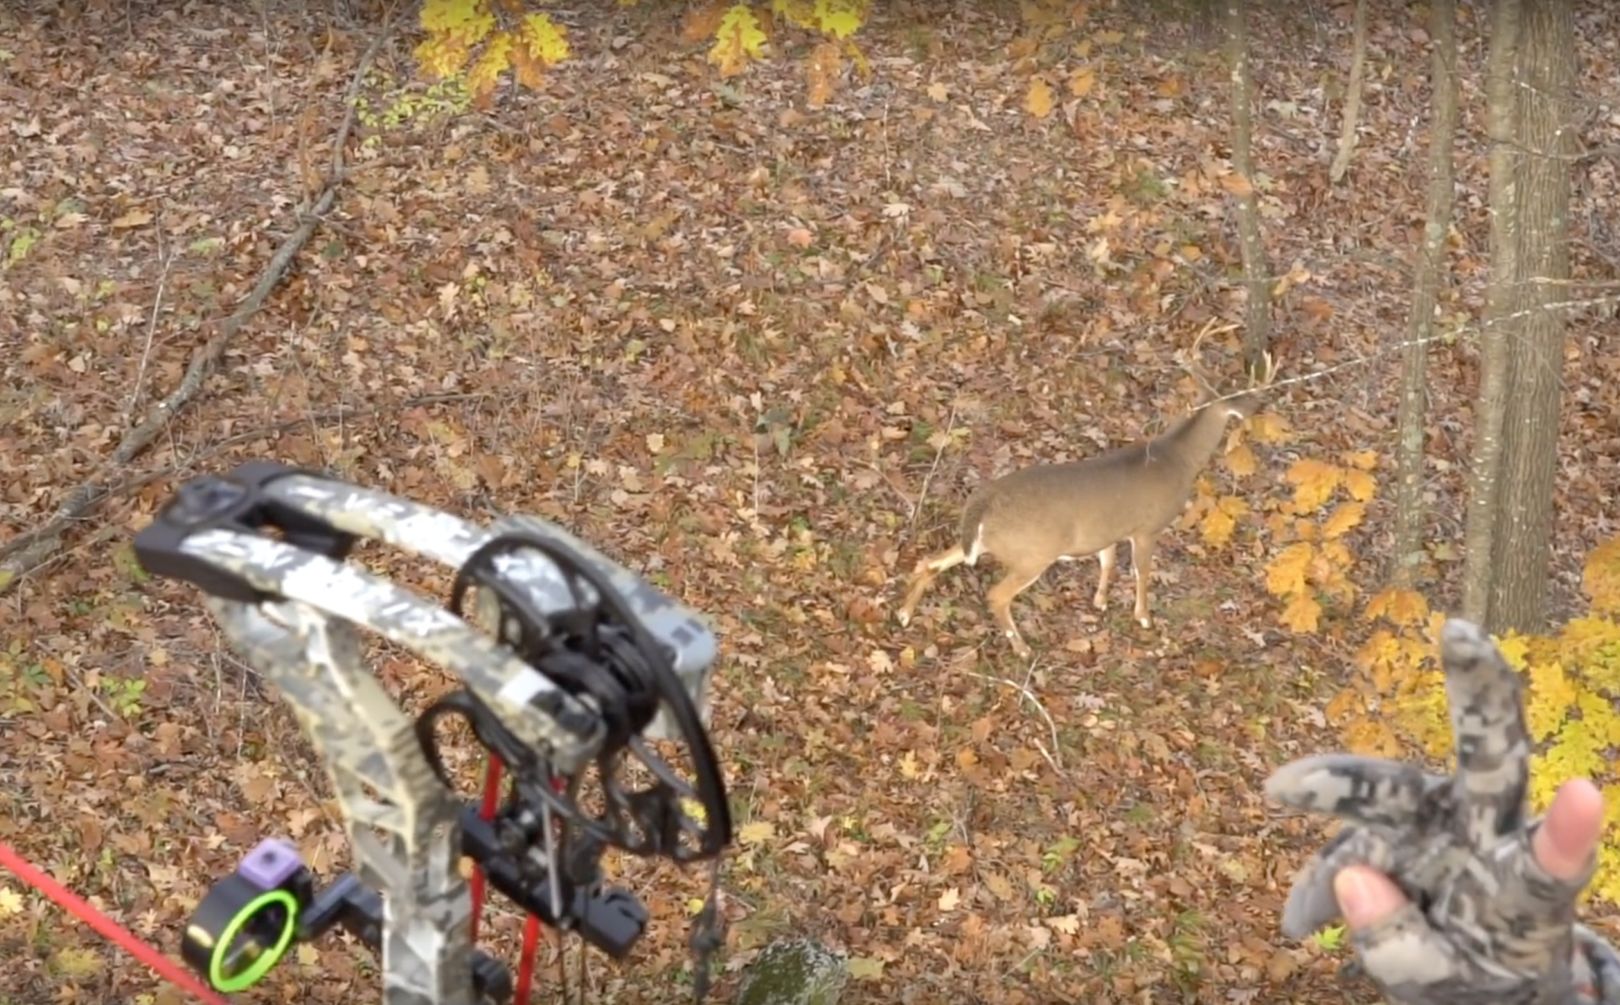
(133, 461), (734, 1004)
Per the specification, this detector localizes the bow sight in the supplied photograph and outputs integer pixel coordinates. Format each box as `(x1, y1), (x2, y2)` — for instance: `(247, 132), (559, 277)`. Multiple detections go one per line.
(132, 461), (733, 1004)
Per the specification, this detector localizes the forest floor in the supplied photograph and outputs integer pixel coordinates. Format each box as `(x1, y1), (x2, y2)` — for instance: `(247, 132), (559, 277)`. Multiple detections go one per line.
(3, 2), (1620, 1003)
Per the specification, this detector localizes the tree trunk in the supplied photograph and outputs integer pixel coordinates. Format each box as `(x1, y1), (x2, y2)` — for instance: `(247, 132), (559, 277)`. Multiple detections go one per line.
(1487, 0), (1576, 633)
(1390, 0), (1459, 588)
(1460, 0), (1523, 625)
(1328, 0), (1370, 184)
(1224, 0), (1272, 367)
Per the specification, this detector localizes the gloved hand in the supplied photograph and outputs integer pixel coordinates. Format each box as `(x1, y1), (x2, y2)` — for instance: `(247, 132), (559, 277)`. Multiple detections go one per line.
(1265, 618), (1620, 1005)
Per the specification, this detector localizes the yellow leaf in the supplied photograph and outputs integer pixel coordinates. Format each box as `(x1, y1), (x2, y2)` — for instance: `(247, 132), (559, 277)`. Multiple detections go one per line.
(1284, 458), (1343, 515)
(1069, 66), (1096, 96)
(465, 31), (513, 97)
(1280, 591), (1321, 633)
(1200, 495), (1249, 549)
(1364, 587), (1429, 628)
(737, 820), (775, 846)
(1322, 501), (1366, 539)
(1025, 76), (1054, 118)
(814, 0), (867, 39)
(0, 886), (23, 917)
(1583, 537), (1620, 615)
(519, 13), (570, 65)
(415, 35), (471, 79)
(709, 4), (767, 77)
(1341, 449), (1379, 471)
(419, 0), (495, 47)
(1224, 441), (1257, 478)
(938, 886), (962, 911)
(899, 750), (921, 779)
(848, 956), (886, 980)
(1342, 468), (1377, 502)
(1495, 632), (1531, 671)
(1342, 715), (1403, 757)
(51, 946), (101, 977)
(1247, 411), (1293, 444)
(1265, 541), (1315, 598)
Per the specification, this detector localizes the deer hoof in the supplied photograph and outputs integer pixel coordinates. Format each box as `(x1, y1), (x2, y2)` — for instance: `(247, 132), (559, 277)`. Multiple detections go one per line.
(896, 609), (911, 627)
(1092, 595), (1108, 612)
(1136, 615), (1153, 629)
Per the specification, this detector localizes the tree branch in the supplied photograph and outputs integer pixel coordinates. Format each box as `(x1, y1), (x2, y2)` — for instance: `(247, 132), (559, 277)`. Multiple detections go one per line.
(0, 23), (393, 595)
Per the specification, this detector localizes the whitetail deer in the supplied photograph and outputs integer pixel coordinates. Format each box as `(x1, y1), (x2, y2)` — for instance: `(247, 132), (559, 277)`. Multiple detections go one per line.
(895, 324), (1277, 658)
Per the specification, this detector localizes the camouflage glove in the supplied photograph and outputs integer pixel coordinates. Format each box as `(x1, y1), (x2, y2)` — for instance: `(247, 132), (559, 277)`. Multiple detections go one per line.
(1265, 618), (1620, 1005)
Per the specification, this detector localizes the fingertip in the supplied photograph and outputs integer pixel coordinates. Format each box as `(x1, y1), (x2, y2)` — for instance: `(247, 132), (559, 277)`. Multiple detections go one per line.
(1334, 866), (1407, 931)
(1537, 779), (1605, 881)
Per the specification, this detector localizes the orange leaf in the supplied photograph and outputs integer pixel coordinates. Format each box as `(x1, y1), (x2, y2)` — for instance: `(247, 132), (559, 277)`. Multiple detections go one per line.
(1224, 441), (1257, 478)
(1221, 171), (1255, 197)
(1280, 592), (1322, 633)
(1322, 501), (1366, 539)
(1364, 587), (1430, 628)
(1284, 458), (1342, 515)
(1025, 76), (1054, 119)
(1265, 542), (1314, 598)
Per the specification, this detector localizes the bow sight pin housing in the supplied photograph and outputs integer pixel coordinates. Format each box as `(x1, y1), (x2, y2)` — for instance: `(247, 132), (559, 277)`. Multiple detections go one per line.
(183, 838), (512, 1000)
(137, 461), (732, 1005)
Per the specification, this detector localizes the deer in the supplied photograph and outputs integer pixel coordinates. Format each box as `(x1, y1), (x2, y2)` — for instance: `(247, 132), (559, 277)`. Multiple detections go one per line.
(894, 322), (1278, 659)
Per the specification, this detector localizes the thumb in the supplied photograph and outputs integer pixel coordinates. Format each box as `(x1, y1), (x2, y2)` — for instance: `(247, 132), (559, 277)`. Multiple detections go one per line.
(1334, 865), (1410, 931)
(1532, 778), (1604, 882)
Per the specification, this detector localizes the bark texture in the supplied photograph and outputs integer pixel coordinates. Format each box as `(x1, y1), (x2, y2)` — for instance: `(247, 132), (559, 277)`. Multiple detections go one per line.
(1391, 0), (1459, 587)
(1224, 0), (1272, 367)
(1489, 0), (1577, 632)
(1329, 0), (1370, 184)
(1460, 0), (1524, 625)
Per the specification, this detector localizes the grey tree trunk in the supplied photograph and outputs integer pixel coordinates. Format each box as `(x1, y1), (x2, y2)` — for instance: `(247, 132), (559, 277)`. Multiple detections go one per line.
(1488, 0), (1577, 632)
(1329, 0), (1370, 184)
(1460, 0), (1524, 625)
(1224, 0), (1272, 367)
(1391, 0), (1459, 587)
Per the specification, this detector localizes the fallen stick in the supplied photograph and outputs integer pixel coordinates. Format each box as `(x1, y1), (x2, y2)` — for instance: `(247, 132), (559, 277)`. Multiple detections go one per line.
(1, 391), (488, 585)
(0, 25), (389, 595)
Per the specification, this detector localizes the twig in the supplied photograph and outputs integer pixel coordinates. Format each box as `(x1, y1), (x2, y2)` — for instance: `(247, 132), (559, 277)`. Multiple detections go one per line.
(907, 405), (958, 535)
(964, 670), (1066, 776)
(126, 221), (173, 417)
(0, 23), (393, 595)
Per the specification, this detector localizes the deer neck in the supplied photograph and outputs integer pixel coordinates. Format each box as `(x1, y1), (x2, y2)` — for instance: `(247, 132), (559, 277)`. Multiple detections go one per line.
(1151, 403), (1234, 478)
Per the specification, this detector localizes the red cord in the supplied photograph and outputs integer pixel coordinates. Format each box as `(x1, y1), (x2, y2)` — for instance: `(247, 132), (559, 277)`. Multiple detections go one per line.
(0, 840), (229, 1005)
(468, 755), (506, 942)
(512, 912), (543, 1005)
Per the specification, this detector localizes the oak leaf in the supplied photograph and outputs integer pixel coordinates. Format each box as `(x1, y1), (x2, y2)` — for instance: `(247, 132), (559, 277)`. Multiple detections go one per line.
(1025, 76), (1054, 119)
(709, 5), (767, 77)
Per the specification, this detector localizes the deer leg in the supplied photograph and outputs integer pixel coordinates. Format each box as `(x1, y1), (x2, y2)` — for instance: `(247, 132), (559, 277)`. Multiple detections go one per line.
(896, 545), (965, 627)
(1093, 543), (1117, 611)
(987, 566), (1044, 659)
(1129, 534), (1157, 629)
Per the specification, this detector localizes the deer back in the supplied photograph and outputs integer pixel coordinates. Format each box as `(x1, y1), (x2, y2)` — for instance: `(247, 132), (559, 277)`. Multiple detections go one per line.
(959, 341), (1277, 567)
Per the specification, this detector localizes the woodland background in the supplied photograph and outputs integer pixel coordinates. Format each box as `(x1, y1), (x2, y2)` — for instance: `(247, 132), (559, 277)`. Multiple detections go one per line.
(2, 1), (1620, 1003)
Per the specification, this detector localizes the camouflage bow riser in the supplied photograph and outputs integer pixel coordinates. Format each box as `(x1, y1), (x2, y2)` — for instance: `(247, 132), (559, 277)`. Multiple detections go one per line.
(137, 463), (729, 1004)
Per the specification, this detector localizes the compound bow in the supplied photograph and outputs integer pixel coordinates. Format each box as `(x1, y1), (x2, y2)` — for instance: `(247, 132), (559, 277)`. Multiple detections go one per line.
(130, 460), (733, 1003)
